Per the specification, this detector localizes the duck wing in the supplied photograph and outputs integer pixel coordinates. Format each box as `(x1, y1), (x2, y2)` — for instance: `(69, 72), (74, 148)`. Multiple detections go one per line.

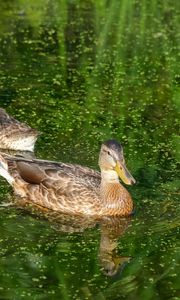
(6, 156), (101, 190)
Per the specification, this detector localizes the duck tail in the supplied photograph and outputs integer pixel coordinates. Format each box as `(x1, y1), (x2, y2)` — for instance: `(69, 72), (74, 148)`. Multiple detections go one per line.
(0, 155), (14, 185)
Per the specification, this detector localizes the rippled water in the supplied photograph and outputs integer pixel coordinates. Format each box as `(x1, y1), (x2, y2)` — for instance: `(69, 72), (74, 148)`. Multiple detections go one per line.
(0, 1), (179, 299)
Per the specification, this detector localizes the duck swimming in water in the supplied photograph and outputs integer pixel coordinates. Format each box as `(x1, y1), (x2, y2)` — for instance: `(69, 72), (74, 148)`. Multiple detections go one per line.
(0, 108), (39, 151)
(0, 140), (135, 217)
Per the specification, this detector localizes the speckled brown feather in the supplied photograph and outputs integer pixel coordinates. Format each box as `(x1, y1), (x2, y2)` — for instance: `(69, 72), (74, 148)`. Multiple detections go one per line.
(0, 108), (39, 151)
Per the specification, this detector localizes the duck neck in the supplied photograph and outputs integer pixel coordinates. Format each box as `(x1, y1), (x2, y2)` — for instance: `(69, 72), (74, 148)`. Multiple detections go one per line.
(100, 169), (120, 184)
(100, 169), (131, 212)
(100, 169), (123, 202)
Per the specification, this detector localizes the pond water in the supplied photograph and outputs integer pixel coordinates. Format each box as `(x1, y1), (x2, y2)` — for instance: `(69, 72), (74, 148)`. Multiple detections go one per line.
(0, 1), (179, 299)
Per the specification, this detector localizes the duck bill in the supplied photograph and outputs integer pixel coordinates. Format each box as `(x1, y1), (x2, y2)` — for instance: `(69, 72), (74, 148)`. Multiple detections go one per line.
(114, 161), (136, 185)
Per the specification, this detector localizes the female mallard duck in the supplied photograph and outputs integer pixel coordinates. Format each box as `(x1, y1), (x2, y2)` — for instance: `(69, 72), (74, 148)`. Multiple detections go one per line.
(0, 140), (135, 216)
(0, 108), (39, 151)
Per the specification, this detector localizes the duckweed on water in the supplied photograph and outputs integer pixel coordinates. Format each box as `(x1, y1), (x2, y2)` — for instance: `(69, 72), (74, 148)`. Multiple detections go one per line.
(0, 0), (179, 299)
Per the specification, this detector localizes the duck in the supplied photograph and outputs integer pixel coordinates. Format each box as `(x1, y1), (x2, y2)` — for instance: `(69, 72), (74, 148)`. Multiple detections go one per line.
(0, 140), (136, 217)
(0, 108), (39, 151)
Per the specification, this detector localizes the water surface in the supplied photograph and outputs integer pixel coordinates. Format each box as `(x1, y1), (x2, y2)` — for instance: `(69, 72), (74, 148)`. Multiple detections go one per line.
(0, 1), (179, 299)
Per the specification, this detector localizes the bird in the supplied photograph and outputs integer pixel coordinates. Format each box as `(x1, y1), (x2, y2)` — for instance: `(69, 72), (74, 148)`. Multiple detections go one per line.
(0, 140), (136, 217)
(0, 108), (39, 151)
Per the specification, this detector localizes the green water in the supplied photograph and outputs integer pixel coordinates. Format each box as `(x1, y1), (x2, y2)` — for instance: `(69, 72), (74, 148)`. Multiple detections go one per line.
(0, 0), (179, 299)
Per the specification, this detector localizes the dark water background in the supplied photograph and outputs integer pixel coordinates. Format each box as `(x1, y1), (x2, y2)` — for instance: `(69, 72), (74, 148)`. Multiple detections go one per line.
(0, 1), (179, 299)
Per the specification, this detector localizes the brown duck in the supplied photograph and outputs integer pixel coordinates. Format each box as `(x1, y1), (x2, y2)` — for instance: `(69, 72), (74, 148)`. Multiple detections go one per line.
(0, 140), (136, 217)
(0, 108), (39, 151)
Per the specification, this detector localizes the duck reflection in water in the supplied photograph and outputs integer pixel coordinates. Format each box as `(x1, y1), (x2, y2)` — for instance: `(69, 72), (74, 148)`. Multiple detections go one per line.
(98, 216), (132, 276)
(13, 201), (132, 277)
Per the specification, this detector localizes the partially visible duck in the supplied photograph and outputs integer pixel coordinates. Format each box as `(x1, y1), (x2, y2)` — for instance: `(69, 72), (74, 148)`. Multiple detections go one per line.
(0, 108), (39, 151)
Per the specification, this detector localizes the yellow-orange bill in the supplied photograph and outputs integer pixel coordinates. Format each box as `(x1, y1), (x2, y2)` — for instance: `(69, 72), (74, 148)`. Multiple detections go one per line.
(114, 161), (136, 185)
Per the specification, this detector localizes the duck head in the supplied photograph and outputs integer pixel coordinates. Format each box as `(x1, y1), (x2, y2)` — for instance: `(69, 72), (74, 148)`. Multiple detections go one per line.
(98, 140), (136, 185)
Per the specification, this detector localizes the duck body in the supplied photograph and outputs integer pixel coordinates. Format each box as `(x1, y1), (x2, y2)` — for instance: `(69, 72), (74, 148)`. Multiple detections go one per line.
(0, 140), (135, 217)
(0, 108), (39, 151)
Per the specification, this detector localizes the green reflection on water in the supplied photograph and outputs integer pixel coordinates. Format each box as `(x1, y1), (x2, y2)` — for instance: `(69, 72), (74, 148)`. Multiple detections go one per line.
(0, 0), (179, 299)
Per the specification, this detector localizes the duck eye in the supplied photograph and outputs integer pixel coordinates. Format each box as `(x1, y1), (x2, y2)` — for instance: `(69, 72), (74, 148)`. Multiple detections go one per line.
(107, 151), (111, 155)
